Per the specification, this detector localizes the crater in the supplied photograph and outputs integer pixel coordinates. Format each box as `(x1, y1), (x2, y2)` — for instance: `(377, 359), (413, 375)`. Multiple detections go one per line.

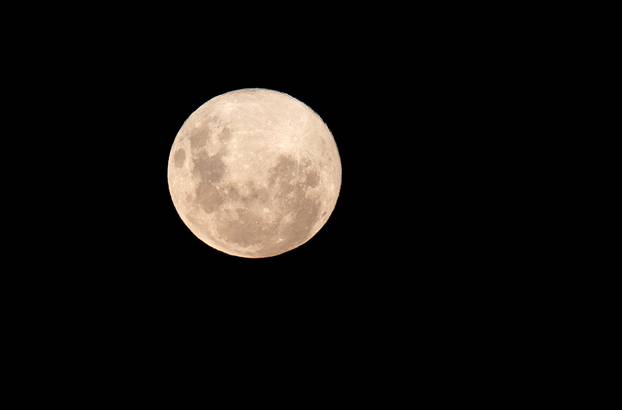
(174, 149), (186, 168)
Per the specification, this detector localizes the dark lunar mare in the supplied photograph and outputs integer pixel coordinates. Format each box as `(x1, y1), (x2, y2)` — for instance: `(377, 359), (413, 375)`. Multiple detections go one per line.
(192, 153), (321, 256)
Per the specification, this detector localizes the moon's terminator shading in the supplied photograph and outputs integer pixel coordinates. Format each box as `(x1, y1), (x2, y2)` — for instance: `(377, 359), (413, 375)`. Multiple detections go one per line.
(167, 88), (341, 258)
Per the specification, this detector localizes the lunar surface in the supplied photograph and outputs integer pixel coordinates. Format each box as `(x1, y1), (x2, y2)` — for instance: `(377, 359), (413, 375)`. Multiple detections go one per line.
(167, 88), (341, 258)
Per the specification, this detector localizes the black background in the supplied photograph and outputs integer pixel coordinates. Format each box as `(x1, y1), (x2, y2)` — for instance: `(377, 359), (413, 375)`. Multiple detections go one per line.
(18, 11), (523, 313)
(4, 5), (606, 403)
(7, 6), (552, 390)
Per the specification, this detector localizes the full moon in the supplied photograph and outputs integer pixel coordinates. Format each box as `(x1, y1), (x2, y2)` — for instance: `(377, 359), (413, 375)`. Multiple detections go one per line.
(167, 88), (342, 258)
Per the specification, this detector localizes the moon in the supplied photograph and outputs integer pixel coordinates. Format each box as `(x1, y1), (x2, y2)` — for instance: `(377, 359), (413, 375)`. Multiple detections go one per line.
(167, 88), (342, 258)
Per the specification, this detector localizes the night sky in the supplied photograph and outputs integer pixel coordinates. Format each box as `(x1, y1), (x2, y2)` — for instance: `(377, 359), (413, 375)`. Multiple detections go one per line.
(9, 7), (536, 388)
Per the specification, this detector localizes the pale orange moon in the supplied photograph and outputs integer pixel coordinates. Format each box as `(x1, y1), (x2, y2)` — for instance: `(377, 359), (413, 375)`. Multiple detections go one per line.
(167, 88), (342, 258)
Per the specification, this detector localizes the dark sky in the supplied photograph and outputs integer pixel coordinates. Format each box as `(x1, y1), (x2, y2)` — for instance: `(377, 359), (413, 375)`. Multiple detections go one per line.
(17, 11), (522, 291)
(29, 37), (513, 320)
(8, 8), (542, 381)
